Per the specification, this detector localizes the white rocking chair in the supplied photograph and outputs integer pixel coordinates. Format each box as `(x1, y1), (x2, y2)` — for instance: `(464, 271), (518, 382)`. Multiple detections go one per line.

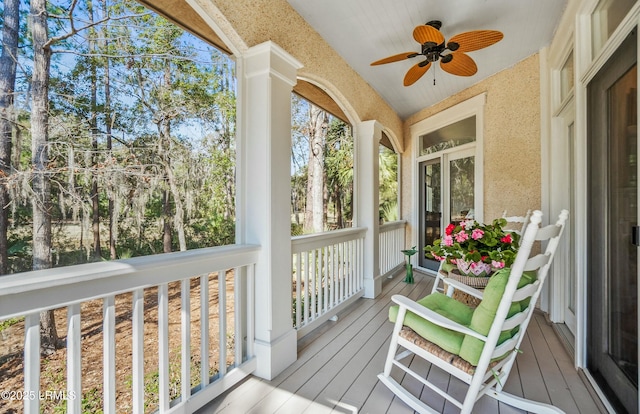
(502, 209), (533, 236)
(378, 209), (569, 414)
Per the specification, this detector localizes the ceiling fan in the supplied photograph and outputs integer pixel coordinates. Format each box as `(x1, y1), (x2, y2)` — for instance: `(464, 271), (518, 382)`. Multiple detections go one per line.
(370, 20), (503, 86)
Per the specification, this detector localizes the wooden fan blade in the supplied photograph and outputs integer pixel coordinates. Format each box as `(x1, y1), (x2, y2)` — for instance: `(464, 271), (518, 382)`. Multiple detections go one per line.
(404, 61), (431, 86)
(448, 30), (503, 52)
(371, 52), (418, 66)
(413, 25), (445, 45)
(440, 52), (477, 76)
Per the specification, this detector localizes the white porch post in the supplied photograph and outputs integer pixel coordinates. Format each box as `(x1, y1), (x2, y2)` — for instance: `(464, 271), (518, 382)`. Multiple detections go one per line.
(238, 41), (302, 379)
(356, 120), (382, 298)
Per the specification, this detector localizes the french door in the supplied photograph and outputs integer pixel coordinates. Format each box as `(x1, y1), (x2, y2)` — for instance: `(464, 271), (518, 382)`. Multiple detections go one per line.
(587, 29), (638, 413)
(419, 147), (475, 270)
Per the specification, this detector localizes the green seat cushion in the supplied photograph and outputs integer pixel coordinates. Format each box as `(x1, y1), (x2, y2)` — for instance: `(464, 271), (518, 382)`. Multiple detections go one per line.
(389, 292), (474, 355)
(388, 269), (538, 367)
(459, 268), (537, 366)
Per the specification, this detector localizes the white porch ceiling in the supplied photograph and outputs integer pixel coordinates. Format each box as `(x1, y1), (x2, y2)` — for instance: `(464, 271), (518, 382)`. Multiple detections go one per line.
(287, 0), (567, 119)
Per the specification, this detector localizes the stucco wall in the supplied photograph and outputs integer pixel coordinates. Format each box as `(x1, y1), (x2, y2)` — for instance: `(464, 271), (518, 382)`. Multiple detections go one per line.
(401, 54), (541, 234)
(209, 0), (403, 143)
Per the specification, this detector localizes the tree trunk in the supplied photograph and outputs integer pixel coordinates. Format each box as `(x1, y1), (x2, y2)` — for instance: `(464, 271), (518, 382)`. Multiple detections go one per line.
(163, 161), (187, 251)
(0, 0), (20, 275)
(31, 0), (59, 350)
(88, 1), (102, 261)
(162, 189), (172, 253)
(334, 182), (343, 228)
(304, 105), (327, 233)
(100, 0), (117, 260)
(159, 65), (186, 251)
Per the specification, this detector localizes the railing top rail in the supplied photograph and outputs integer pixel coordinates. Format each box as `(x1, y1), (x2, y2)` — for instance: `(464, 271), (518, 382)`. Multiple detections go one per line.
(0, 244), (260, 320)
(291, 227), (367, 253)
(379, 220), (407, 232)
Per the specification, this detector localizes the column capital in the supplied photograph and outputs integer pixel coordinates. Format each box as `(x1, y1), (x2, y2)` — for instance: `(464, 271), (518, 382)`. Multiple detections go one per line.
(244, 41), (303, 87)
(357, 120), (384, 142)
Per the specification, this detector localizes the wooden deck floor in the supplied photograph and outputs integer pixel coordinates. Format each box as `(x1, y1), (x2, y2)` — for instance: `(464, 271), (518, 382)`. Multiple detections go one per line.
(197, 272), (605, 414)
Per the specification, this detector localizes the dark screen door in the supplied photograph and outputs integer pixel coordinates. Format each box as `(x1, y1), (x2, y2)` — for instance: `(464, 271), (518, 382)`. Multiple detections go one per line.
(587, 29), (638, 414)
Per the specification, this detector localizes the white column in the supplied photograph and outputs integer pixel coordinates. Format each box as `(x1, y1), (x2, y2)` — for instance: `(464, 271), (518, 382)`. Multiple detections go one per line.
(237, 41), (302, 379)
(356, 120), (382, 298)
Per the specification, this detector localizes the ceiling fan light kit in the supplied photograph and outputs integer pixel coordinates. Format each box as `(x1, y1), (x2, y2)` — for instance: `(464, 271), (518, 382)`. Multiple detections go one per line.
(371, 20), (503, 86)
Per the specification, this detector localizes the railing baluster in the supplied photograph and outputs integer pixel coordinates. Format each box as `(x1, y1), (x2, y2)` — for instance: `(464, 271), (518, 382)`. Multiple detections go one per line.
(132, 289), (144, 414)
(311, 249), (316, 320)
(247, 264), (255, 358)
(158, 283), (170, 412)
(24, 313), (40, 414)
(234, 267), (243, 366)
(67, 303), (81, 414)
(358, 237), (364, 289)
(329, 245), (334, 308)
(200, 275), (210, 387)
(303, 251), (310, 325)
(295, 253), (302, 329)
(323, 246), (329, 312)
(181, 278), (191, 401)
(347, 241), (356, 296)
(103, 296), (116, 414)
(218, 270), (227, 377)
(339, 243), (344, 302)
(315, 248), (322, 316)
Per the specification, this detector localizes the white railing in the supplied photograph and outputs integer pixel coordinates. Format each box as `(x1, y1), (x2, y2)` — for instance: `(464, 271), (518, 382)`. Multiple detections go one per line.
(0, 244), (259, 414)
(379, 220), (407, 278)
(291, 227), (366, 338)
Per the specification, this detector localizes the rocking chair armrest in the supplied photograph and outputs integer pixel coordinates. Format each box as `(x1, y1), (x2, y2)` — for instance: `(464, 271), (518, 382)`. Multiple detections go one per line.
(391, 295), (487, 341)
(440, 278), (484, 299)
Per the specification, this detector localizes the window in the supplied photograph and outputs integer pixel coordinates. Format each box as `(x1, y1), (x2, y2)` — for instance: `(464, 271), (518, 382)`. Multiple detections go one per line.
(420, 116), (476, 155)
(560, 51), (574, 104)
(291, 94), (354, 235)
(591, 0), (635, 56)
(379, 143), (399, 223)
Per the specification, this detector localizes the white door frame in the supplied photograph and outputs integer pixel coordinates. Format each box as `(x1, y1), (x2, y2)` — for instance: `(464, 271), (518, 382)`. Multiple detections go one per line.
(411, 94), (486, 273)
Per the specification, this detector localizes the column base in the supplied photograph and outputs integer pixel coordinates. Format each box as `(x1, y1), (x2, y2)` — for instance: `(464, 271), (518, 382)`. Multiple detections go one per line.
(253, 328), (297, 380)
(363, 276), (382, 299)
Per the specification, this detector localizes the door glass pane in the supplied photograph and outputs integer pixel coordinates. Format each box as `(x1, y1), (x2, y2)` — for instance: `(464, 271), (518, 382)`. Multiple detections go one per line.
(450, 156), (475, 223)
(608, 64), (637, 385)
(420, 160), (441, 270)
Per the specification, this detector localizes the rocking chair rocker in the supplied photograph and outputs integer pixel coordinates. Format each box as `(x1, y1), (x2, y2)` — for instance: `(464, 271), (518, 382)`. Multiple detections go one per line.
(378, 209), (569, 413)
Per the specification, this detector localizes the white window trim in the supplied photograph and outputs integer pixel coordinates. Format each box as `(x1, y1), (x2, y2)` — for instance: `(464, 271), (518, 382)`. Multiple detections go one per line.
(410, 93), (486, 273)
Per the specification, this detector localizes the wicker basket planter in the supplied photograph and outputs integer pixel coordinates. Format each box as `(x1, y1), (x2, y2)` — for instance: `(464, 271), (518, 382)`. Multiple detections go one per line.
(447, 268), (491, 288)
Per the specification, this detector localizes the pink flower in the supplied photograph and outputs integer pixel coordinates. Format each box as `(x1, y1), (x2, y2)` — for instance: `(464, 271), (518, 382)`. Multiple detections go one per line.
(445, 223), (455, 235)
(443, 235), (454, 246)
(492, 260), (505, 269)
(501, 233), (512, 244)
(471, 229), (484, 240)
(455, 231), (469, 243)
(432, 254), (445, 261)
